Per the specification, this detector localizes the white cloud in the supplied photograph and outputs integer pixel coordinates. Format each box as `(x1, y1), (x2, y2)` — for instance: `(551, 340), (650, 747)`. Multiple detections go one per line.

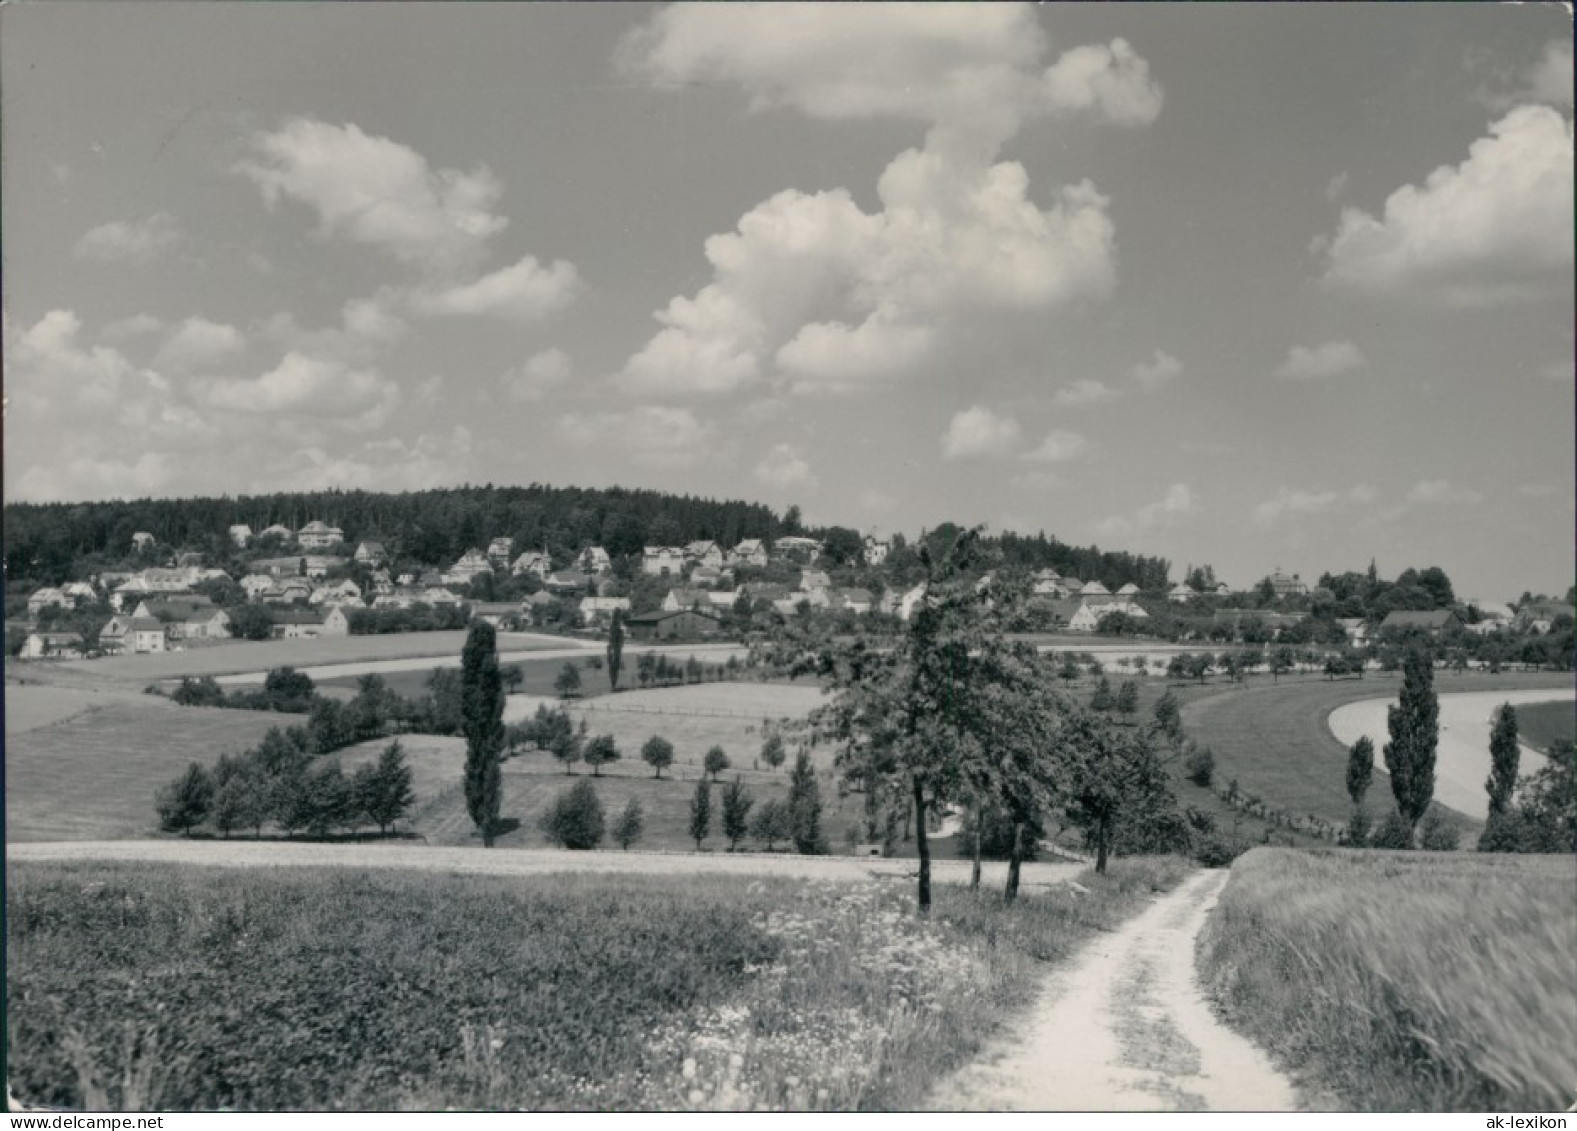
(1023, 429), (1089, 463)
(754, 443), (817, 487)
(1129, 349), (1182, 390)
(7, 309), (137, 410)
(72, 212), (183, 264)
(193, 351), (401, 430)
(1319, 105), (1574, 305)
(101, 313), (165, 340)
(1274, 341), (1367, 380)
(1097, 483), (1195, 538)
(558, 406), (718, 468)
(237, 118), (508, 274)
(278, 427), (476, 492)
(1253, 488), (1340, 525)
(12, 453), (175, 502)
(414, 255), (581, 321)
(1479, 40), (1575, 113)
(153, 318), (246, 373)
(941, 406), (1022, 459)
(1407, 479), (1483, 507)
(617, 8), (1152, 396)
(1053, 378), (1120, 407)
(500, 348), (573, 402)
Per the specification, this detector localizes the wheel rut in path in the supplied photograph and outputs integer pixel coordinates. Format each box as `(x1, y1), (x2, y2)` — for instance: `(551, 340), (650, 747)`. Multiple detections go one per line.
(928, 868), (1298, 1112)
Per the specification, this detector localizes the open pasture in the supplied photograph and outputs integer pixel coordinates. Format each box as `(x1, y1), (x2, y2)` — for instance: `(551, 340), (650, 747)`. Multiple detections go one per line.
(1198, 848), (1577, 1111)
(53, 630), (582, 685)
(4, 855), (1190, 1111)
(1515, 699), (1575, 753)
(1179, 671), (1573, 826)
(4, 699), (287, 842)
(4, 682), (126, 736)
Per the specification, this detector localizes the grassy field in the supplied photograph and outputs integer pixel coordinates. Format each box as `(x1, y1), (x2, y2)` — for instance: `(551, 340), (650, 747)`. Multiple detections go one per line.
(4, 699), (287, 842)
(1515, 699), (1574, 753)
(317, 652), (624, 701)
(1196, 847), (1577, 1111)
(6, 856), (1193, 1111)
(1178, 671), (1574, 827)
(3, 682), (122, 735)
(48, 630), (584, 684)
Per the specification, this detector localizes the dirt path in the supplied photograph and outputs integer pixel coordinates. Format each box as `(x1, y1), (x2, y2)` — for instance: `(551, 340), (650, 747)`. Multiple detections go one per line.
(5, 839), (1083, 890)
(929, 869), (1297, 1112)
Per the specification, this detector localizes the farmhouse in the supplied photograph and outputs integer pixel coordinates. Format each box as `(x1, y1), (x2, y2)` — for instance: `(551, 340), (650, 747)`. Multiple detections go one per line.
(642, 546), (685, 577)
(354, 540), (388, 565)
(579, 596), (631, 626)
(729, 539), (768, 568)
(445, 549), (494, 586)
(486, 537), (516, 564)
(127, 618), (168, 653)
(228, 524), (253, 547)
(625, 608), (722, 640)
(320, 606), (352, 636)
(510, 550), (552, 578)
(544, 571), (594, 595)
(297, 521), (345, 548)
(26, 588), (70, 616)
(20, 631), (84, 659)
(271, 609), (326, 639)
(1266, 568), (1307, 598)
(863, 535), (889, 566)
(1116, 582), (1141, 597)
(774, 536), (822, 563)
(661, 588), (711, 613)
(799, 569), (831, 593)
(98, 615), (133, 654)
(577, 546), (612, 574)
(1378, 609), (1459, 637)
(1078, 580), (1111, 597)
(684, 541), (725, 569)
(1514, 601), (1572, 635)
(690, 565), (724, 587)
(1167, 584), (1196, 604)
(469, 601), (520, 629)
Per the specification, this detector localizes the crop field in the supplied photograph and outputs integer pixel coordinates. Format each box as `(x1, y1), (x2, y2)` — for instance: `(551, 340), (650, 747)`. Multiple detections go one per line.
(51, 630), (584, 685)
(1178, 671), (1574, 826)
(4, 699), (287, 842)
(1515, 699), (1574, 753)
(1197, 848), (1577, 1111)
(5, 856), (1191, 1111)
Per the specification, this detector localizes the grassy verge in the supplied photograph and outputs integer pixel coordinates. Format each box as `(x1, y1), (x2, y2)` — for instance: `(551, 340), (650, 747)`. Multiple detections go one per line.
(6, 856), (1192, 1111)
(1515, 700), (1574, 754)
(1196, 847), (1577, 1111)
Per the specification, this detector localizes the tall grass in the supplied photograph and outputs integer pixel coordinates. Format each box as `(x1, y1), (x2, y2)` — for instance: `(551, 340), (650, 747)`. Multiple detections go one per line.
(7, 856), (1191, 1111)
(1197, 847), (1577, 1111)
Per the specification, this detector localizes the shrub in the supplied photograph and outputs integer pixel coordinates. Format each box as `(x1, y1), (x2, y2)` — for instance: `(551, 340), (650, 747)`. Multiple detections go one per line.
(1195, 837), (1243, 868)
(1369, 809), (1413, 849)
(1476, 810), (1521, 853)
(156, 762), (213, 836)
(1185, 744), (1215, 787)
(1419, 813), (1460, 851)
(540, 780), (605, 850)
(1344, 805), (1372, 848)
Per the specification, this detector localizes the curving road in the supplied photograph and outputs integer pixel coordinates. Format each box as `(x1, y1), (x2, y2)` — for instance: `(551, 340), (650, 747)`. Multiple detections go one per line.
(928, 869), (1298, 1112)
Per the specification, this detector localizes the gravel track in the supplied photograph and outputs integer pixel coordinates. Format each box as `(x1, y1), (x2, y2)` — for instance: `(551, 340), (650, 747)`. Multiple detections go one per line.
(928, 869), (1298, 1112)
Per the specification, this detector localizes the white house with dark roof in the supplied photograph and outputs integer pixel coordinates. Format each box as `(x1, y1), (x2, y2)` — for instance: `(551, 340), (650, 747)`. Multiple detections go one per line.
(863, 535), (889, 566)
(1116, 582), (1141, 597)
(577, 546), (612, 574)
(684, 541), (725, 569)
(354, 540), (388, 565)
(729, 539), (768, 568)
(20, 631), (84, 659)
(1167, 584), (1196, 604)
(642, 546), (685, 577)
(297, 521), (344, 549)
(511, 550), (552, 579)
(486, 537), (516, 564)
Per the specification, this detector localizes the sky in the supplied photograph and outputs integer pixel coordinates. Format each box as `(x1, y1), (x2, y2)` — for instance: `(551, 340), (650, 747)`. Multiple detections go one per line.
(2, 2), (1572, 602)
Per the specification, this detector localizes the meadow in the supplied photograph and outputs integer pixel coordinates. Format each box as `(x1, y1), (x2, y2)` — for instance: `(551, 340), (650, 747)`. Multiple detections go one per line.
(1196, 847), (1577, 1111)
(1515, 699), (1574, 753)
(51, 630), (582, 685)
(4, 695), (286, 842)
(1178, 670), (1573, 826)
(6, 856), (1193, 1111)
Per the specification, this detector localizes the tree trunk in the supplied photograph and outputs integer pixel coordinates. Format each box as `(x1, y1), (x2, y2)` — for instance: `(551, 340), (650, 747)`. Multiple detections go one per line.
(970, 809), (983, 893)
(912, 777), (931, 916)
(483, 824), (495, 848)
(1096, 812), (1110, 874)
(1005, 821), (1025, 904)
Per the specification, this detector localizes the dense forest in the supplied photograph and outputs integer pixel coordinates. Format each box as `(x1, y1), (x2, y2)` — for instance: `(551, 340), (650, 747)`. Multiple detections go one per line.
(2, 485), (1178, 590)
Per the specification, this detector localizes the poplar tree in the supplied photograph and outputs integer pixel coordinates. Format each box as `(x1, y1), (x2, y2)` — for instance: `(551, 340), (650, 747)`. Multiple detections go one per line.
(1383, 649), (1438, 844)
(1485, 703), (1519, 816)
(461, 621), (505, 847)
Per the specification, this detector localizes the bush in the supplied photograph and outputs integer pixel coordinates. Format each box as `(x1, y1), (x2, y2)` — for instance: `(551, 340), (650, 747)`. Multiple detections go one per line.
(1369, 809), (1414, 849)
(1344, 806), (1372, 848)
(1185, 744), (1215, 788)
(540, 780), (605, 850)
(1476, 810), (1521, 853)
(1195, 837), (1244, 868)
(1419, 813), (1461, 851)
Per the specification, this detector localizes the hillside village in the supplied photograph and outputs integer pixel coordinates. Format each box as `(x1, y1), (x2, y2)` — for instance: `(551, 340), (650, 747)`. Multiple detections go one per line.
(8, 508), (1573, 671)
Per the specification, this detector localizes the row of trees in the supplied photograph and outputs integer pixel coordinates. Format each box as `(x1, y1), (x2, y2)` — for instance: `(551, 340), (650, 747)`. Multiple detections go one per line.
(157, 736), (413, 839)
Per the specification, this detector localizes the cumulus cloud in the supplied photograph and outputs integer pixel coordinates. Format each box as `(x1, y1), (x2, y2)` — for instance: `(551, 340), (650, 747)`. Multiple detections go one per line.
(101, 313), (165, 341)
(153, 318), (246, 373)
(1407, 479), (1483, 507)
(558, 406), (718, 468)
(1129, 349), (1182, 390)
(500, 348), (573, 402)
(1253, 488), (1340, 524)
(1023, 429), (1089, 463)
(72, 212), (184, 265)
(941, 405), (1023, 459)
(1274, 341), (1367, 380)
(414, 255), (581, 321)
(278, 427), (476, 492)
(617, 6), (1157, 396)
(753, 443), (817, 487)
(192, 351), (401, 430)
(1097, 483), (1195, 538)
(237, 119), (507, 274)
(1054, 378), (1120, 407)
(7, 309), (138, 410)
(1478, 40), (1574, 113)
(1318, 105), (1574, 305)
(11, 453), (175, 503)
